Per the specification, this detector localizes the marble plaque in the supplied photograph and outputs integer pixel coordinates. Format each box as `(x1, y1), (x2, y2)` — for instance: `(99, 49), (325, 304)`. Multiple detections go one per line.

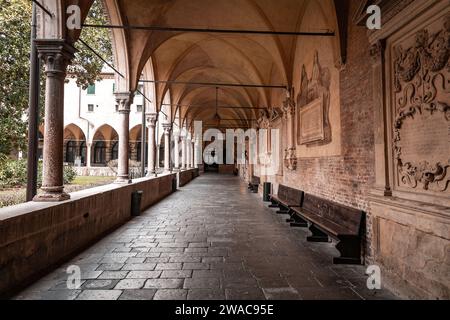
(299, 97), (324, 144)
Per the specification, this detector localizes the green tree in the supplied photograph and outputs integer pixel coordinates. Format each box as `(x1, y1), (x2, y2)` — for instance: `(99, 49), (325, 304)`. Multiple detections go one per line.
(0, 0), (112, 158)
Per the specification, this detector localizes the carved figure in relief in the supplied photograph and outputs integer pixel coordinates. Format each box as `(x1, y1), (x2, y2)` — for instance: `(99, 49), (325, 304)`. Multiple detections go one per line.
(393, 14), (450, 192)
(297, 51), (332, 146)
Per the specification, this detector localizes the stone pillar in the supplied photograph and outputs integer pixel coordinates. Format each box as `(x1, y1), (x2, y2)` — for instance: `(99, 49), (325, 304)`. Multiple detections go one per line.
(146, 113), (157, 175)
(115, 92), (134, 184)
(33, 40), (75, 202)
(282, 92), (297, 171)
(163, 123), (171, 172)
(181, 135), (187, 170)
(173, 131), (180, 171)
(370, 40), (391, 196)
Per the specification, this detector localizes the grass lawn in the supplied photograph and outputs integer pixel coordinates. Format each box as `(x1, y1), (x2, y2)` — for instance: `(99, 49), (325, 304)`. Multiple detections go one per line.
(0, 176), (116, 209)
(72, 176), (116, 186)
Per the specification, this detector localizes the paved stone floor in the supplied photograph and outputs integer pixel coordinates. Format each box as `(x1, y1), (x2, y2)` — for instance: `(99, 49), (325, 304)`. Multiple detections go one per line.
(14, 174), (397, 300)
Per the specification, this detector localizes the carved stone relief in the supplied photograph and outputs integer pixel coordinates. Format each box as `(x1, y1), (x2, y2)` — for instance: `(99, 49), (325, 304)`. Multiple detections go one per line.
(297, 51), (332, 147)
(393, 14), (450, 193)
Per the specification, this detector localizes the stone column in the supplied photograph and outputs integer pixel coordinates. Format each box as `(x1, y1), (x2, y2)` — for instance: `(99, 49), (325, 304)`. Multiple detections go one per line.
(115, 92), (134, 184)
(163, 123), (171, 172)
(191, 140), (195, 169)
(86, 143), (92, 168)
(34, 40), (75, 202)
(193, 138), (199, 169)
(186, 137), (192, 169)
(173, 131), (180, 171)
(146, 113), (157, 175)
(181, 135), (187, 170)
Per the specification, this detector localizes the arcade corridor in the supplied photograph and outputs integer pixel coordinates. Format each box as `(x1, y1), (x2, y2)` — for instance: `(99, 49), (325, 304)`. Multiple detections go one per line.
(15, 174), (396, 300)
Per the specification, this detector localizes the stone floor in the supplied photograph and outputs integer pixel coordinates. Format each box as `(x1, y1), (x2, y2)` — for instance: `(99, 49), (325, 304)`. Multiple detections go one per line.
(14, 174), (397, 300)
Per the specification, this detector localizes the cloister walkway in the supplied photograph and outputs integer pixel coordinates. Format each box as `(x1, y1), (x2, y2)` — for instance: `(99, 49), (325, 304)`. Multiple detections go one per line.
(15, 174), (397, 300)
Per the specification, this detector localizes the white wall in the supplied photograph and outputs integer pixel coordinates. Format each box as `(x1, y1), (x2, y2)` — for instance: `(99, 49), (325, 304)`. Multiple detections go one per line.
(63, 74), (146, 143)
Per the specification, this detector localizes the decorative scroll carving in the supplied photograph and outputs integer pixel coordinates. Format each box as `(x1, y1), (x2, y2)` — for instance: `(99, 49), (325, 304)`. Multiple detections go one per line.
(393, 15), (450, 192)
(297, 51), (332, 146)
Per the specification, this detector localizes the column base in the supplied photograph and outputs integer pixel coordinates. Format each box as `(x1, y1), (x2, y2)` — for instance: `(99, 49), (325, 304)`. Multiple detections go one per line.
(33, 191), (70, 202)
(173, 168), (181, 172)
(115, 176), (132, 184)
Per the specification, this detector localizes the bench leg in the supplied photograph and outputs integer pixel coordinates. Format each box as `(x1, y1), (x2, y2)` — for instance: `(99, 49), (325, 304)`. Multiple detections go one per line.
(268, 200), (278, 208)
(307, 225), (329, 242)
(333, 237), (362, 265)
(290, 215), (308, 228)
(276, 206), (289, 214)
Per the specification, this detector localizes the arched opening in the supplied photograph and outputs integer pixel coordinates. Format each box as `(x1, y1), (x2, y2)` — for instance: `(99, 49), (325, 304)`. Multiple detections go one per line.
(91, 124), (118, 167)
(64, 124), (87, 166)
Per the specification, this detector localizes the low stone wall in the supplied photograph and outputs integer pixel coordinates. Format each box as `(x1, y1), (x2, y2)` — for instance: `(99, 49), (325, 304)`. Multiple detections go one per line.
(73, 166), (116, 177)
(178, 168), (199, 187)
(0, 173), (177, 297)
(218, 164), (236, 175)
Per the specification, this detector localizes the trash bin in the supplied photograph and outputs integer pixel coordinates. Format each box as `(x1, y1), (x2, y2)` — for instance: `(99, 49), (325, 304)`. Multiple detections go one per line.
(263, 182), (271, 202)
(131, 190), (143, 216)
(172, 176), (178, 192)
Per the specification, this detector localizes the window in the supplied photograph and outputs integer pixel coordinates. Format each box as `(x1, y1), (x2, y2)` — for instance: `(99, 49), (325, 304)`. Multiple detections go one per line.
(115, 105), (119, 112)
(79, 141), (87, 166)
(87, 84), (96, 95)
(136, 105), (143, 112)
(111, 142), (118, 160)
(94, 141), (106, 164)
(112, 83), (115, 93)
(65, 141), (76, 163)
(88, 104), (94, 112)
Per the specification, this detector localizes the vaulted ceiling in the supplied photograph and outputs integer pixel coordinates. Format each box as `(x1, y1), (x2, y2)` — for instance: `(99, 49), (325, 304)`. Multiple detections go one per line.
(53, 0), (343, 129)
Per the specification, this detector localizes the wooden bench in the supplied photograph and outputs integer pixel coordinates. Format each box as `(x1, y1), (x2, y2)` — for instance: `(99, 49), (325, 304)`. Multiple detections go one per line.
(268, 184), (304, 215)
(248, 176), (260, 193)
(290, 194), (365, 265)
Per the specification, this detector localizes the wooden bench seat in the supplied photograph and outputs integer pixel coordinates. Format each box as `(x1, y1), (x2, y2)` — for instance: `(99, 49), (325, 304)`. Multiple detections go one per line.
(290, 194), (365, 265)
(268, 184), (304, 214)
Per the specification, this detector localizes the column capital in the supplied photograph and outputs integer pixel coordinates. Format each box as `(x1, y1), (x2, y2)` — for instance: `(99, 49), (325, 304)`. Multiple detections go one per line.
(115, 92), (134, 114)
(146, 113), (158, 127)
(35, 40), (76, 78)
(162, 122), (172, 133)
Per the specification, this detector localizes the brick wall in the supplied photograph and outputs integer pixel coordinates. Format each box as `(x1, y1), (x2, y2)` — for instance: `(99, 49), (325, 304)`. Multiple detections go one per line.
(269, 1), (376, 262)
